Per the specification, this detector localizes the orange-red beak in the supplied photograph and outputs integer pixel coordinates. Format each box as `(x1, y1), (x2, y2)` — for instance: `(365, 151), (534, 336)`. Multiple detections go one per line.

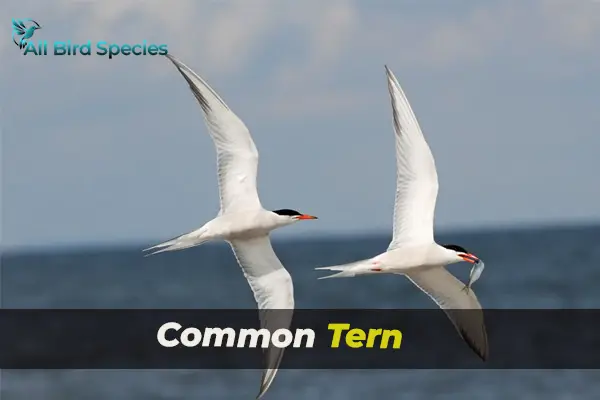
(459, 253), (479, 264)
(296, 214), (318, 220)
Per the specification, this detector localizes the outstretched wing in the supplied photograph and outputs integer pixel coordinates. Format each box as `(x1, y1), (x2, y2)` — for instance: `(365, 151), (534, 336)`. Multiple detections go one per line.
(385, 66), (439, 250)
(229, 236), (294, 399)
(165, 54), (262, 213)
(401, 267), (488, 360)
(12, 19), (26, 35)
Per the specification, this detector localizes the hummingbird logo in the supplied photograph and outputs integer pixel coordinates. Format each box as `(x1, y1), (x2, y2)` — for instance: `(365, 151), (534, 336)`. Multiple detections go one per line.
(12, 19), (41, 49)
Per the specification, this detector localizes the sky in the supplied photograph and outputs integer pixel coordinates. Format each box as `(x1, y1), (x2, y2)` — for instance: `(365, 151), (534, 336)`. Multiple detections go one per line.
(1, 0), (600, 250)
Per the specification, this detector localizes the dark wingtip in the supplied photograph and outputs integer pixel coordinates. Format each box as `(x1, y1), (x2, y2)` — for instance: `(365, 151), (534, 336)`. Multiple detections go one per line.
(164, 53), (179, 68)
(163, 53), (212, 114)
(255, 379), (268, 400)
(476, 345), (489, 362)
(472, 340), (489, 362)
(459, 326), (489, 362)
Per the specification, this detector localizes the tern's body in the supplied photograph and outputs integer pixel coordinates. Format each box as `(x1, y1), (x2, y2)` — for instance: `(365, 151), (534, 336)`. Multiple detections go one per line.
(175, 210), (294, 243)
(335, 244), (462, 276)
(317, 66), (488, 360)
(145, 54), (317, 399)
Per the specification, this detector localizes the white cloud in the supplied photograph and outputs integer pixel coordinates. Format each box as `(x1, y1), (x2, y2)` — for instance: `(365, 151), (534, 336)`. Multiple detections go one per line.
(250, 0), (600, 119)
(201, 0), (279, 75)
(3, 1), (600, 247)
(345, 1), (600, 70)
(3, 0), (600, 119)
(263, 0), (361, 116)
(271, 0), (359, 86)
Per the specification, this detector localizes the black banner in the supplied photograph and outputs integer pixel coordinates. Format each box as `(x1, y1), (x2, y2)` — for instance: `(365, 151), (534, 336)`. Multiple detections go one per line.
(0, 309), (598, 369)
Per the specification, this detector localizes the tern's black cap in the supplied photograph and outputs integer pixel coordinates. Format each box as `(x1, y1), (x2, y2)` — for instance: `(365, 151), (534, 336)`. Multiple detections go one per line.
(442, 244), (469, 253)
(272, 209), (302, 217)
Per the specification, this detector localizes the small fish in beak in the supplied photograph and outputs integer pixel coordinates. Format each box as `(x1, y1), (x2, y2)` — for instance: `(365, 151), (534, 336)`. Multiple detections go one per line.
(462, 259), (485, 294)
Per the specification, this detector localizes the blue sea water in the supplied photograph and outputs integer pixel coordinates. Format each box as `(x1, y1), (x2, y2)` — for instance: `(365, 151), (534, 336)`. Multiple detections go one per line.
(1, 224), (600, 399)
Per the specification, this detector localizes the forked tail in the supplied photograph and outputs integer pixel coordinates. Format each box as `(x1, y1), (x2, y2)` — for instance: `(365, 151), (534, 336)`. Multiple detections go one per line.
(143, 229), (210, 256)
(315, 258), (374, 279)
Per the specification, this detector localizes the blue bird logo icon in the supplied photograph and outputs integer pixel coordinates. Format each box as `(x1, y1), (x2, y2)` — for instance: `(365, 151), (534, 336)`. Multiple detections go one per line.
(12, 19), (41, 49)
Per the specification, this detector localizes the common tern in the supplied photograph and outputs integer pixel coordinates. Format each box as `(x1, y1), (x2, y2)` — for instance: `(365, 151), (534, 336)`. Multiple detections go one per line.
(316, 66), (488, 360)
(144, 54), (318, 398)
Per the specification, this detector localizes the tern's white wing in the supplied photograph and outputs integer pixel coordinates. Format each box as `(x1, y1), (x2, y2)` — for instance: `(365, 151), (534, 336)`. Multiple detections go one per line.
(385, 66), (439, 249)
(166, 54), (262, 213)
(402, 267), (488, 360)
(229, 236), (294, 400)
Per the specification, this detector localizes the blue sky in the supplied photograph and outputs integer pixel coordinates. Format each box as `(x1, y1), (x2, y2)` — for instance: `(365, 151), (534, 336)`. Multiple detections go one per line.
(2, 0), (600, 249)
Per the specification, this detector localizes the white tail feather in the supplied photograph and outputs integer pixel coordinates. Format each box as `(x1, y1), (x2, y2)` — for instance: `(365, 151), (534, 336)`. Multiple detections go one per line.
(315, 259), (373, 279)
(143, 229), (210, 256)
(316, 269), (357, 279)
(143, 239), (209, 257)
(143, 239), (177, 253)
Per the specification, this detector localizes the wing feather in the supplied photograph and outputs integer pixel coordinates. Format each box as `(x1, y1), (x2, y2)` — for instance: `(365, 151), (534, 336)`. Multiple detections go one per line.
(229, 236), (294, 399)
(165, 54), (262, 212)
(401, 267), (488, 360)
(385, 66), (439, 249)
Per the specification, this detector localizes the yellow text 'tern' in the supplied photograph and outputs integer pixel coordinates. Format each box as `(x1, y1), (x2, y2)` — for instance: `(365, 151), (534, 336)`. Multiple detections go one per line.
(328, 323), (402, 349)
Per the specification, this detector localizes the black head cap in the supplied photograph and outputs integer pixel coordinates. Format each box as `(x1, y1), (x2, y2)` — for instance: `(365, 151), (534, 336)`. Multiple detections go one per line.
(442, 244), (469, 254)
(272, 209), (302, 217)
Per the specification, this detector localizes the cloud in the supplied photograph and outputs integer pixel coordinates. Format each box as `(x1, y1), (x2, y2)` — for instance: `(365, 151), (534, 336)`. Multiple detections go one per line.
(270, 0), (359, 86)
(3, 0), (600, 248)
(3, 0), (600, 130)
(258, 0), (600, 118)
(355, 1), (600, 70)
(65, 0), (281, 75)
(2, 0), (277, 75)
(5, 1), (599, 119)
(261, 0), (363, 116)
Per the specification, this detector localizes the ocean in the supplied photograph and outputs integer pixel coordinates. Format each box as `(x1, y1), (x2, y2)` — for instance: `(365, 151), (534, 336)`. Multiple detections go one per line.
(2, 224), (599, 399)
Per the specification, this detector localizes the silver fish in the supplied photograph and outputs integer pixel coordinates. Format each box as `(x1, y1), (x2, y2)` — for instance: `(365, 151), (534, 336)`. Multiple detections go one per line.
(462, 259), (485, 294)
